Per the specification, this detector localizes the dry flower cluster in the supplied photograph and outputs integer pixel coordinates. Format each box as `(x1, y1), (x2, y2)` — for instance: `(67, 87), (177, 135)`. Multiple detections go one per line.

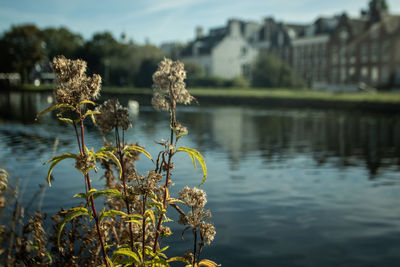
(52, 55), (101, 106)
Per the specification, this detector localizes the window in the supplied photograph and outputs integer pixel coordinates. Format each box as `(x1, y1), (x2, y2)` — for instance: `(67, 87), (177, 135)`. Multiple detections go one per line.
(361, 44), (368, 63)
(361, 67), (369, 82)
(371, 66), (379, 85)
(331, 45), (339, 65)
(371, 43), (378, 63)
(380, 66), (390, 84)
(241, 46), (247, 56)
(348, 67), (356, 82)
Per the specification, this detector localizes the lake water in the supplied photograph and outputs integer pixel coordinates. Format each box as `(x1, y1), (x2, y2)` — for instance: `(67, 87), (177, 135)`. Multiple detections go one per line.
(1, 91), (400, 266)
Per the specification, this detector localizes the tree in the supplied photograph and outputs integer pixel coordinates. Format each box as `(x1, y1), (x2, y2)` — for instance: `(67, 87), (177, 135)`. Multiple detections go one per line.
(365, 0), (389, 21)
(42, 27), (83, 60)
(251, 53), (303, 88)
(1, 24), (44, 83)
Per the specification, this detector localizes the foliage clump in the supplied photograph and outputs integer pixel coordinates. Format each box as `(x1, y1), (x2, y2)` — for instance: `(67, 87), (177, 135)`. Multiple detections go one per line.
(25, 56), (219, 267)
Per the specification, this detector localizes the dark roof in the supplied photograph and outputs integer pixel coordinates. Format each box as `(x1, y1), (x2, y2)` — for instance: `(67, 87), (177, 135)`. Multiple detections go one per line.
(348, 18), (367, 36)
(180, 33), (226, 57)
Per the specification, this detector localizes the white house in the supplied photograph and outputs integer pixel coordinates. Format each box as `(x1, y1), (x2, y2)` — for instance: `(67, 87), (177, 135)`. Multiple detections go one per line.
(180, 19), (259, 79)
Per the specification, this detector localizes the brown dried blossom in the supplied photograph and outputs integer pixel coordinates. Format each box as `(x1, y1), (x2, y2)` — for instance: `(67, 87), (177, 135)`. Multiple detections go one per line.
(200, 222), (216, 245)
(134, 170), (163, 195)
(52, 55), (101, 106)
(178, 186), (207, 209)
(96, 99), (132, 133)
(179, 209), (212, 228)
(151, 58), (195, 111)
(75, 152), (96, 174)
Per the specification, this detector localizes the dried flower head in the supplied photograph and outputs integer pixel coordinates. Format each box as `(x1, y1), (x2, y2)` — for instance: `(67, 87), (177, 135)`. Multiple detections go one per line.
(178, 186), (207, 209)
(151, 58), (194, 111)
(134, 170), (163, 195)
(0, 169), (8, 192)
(96, 99), (132, 133)
(75, 152), (96, 174)
(178, 209), (212, 228)
(52, 55), (101, 106)
(200, 222), (216, 245)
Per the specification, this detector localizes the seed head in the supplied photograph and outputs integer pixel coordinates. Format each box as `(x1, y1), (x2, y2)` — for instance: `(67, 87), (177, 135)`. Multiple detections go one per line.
(200, 222), (216, 245)
(52, 55), (101, 106)
(151, 58), (194, 111)
(75, 152), (96, 174)
(178, 186), (207, 209)
(96, 99), (132, 133)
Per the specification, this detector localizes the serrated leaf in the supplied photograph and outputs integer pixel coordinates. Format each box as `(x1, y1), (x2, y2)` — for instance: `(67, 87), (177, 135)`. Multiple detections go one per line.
(57, 207), (89, 248)
(176, 147), (207, 185)
(112, 248), (140, 264)
(167, 257), (190, 264)
(99, 209), (128, 222)
(123, 145), (153, 161)
(36, 103), (75, 120)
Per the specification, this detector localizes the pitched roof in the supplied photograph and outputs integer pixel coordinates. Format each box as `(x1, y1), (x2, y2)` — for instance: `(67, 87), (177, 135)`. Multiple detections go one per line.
(180, 33), (226, 57)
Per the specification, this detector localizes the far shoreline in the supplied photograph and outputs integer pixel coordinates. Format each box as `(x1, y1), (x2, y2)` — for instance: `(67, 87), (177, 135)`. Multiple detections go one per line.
(4, 84), (400, 113)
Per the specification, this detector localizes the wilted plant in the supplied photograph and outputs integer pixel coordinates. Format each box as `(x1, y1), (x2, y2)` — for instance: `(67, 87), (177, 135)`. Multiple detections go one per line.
(34, 56), (218, 266)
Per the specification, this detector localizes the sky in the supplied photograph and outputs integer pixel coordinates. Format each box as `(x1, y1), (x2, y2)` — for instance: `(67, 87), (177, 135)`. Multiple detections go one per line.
(1, 0), (400, 45)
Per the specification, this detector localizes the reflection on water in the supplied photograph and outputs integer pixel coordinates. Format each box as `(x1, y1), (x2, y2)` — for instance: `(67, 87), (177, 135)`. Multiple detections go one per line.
(1, 91), (400, 267)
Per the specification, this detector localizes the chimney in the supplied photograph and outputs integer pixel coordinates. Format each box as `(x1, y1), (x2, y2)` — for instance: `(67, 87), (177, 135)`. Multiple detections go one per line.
(228, 19), (241, 37)
(196, 26), (204, 39)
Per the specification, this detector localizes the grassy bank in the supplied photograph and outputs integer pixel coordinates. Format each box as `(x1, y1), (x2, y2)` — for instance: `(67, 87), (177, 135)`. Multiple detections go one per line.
(102, 86), (400, 104)
(11, 84), (400, 104)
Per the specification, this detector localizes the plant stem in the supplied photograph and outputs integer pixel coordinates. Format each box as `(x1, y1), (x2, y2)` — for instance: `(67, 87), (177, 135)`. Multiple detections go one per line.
(193, 227), (198, 267)
(142, 194), (147, 262)
(79, 119), (109, 267)
(153, 127), (174, 253)
(115, 127), (135, 252)
(74, 123), (87, 194)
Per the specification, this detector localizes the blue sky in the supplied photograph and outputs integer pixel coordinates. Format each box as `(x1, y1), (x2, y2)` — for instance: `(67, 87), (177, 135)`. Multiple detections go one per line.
(1, 0), (400, 45)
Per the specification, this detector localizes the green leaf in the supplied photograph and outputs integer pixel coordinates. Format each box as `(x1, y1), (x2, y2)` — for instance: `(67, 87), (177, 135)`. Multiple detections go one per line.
(123, 145), (153, 161)
(144, 209), (156, 227)
(36, 103), (75, 120)
(96, 150), (122, 179)
(44, 153), (78, 165)
(57, 117), (74, 125)
(78, 100), (96, 106)
(57, 207), (89, 248)
(176, 147), (207, 185)
(167, 257), (190, 264)
(98, 146), (116, 153)
(106, 256), (114, 267)
(198, 259), (220, 267)
(73, 193), (86, 199)
(99, 209), (128, 222)
(78, 110), (101, 124)
(44, 153), (78, 186)
(125, 219), (142, 225)
(92, 189), (121, 199)
(112, 248), (140, 264)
